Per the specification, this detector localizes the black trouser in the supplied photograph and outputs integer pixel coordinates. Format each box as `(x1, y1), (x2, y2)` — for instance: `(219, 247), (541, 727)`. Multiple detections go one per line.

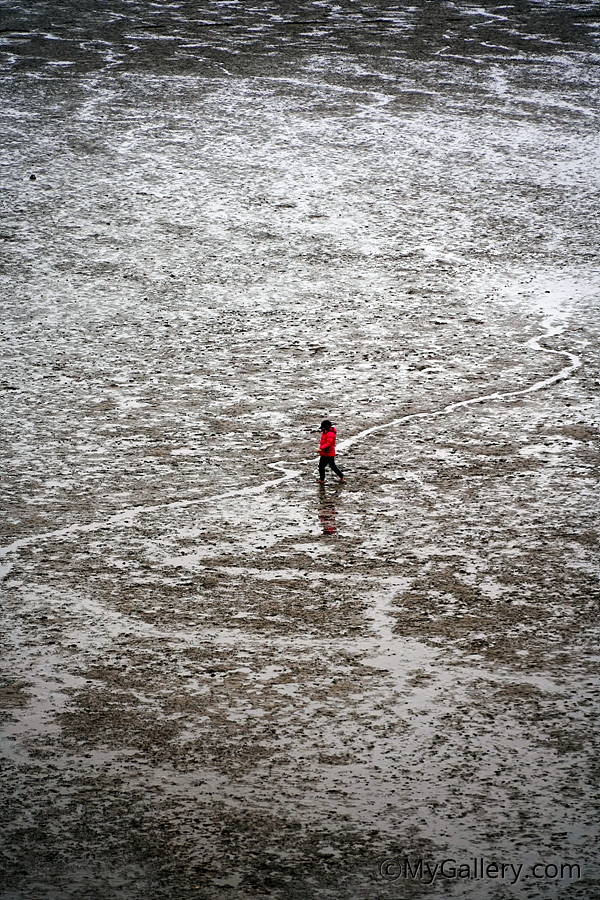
(319, 455), (343, 480)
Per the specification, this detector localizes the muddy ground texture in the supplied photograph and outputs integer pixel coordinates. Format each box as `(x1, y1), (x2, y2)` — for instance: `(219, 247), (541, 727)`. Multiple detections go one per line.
(1, 2), (600, 899)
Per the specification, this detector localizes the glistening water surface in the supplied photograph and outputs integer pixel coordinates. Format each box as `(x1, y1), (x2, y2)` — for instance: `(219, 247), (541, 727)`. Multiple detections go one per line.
(1, 2), (600, 899)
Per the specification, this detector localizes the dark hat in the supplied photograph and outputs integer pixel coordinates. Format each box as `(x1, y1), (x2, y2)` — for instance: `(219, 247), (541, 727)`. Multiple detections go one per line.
(320, 419), (332, 431)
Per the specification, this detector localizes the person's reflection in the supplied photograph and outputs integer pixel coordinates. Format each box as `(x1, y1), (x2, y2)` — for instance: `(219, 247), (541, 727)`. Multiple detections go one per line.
(317, 484), (338, 535)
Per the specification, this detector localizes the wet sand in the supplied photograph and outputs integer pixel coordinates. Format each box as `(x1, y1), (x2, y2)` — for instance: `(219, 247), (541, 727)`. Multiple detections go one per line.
(1, 3), (599, 899)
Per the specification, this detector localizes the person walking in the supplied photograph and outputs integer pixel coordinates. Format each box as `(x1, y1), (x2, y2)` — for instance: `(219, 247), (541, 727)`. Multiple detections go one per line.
(317, 420), (344, 483)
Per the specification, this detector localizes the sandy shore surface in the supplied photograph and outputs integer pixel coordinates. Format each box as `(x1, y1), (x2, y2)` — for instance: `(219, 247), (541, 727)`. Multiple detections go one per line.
(1, 3), (599, 898)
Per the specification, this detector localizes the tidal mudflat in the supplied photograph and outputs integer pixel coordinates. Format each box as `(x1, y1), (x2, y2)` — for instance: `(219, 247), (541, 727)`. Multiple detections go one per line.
(1, 3), (599, 898)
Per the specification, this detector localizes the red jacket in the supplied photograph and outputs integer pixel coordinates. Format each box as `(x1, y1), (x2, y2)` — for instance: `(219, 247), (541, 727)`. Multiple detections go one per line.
(319, 426), (336, 457)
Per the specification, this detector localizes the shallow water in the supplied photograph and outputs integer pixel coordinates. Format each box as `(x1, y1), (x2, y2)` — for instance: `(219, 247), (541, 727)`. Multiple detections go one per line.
(1, 3), (600, 899)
